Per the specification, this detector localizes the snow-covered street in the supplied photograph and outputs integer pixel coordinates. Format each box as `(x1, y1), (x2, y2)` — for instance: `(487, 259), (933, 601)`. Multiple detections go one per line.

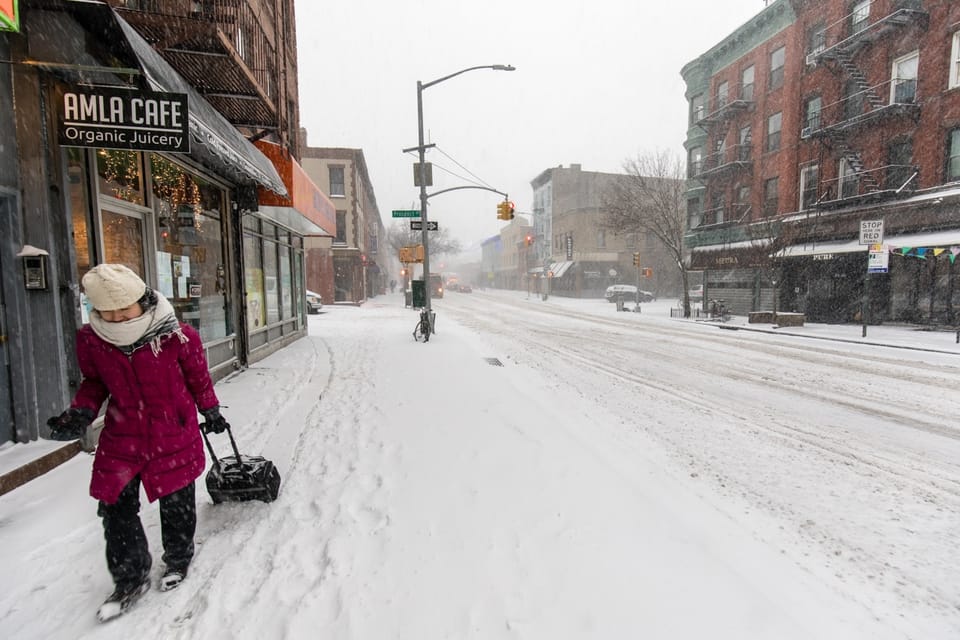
(1, 290), (958, 639)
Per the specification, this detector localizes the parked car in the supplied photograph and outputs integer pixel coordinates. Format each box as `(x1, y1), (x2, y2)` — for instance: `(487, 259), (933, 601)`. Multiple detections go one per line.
(306, 290), (323, 314)
(604, 284), (655, 303)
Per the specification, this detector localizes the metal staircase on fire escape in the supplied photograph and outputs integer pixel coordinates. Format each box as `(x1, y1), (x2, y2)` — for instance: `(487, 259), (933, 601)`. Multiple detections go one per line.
(803, 0), (927, 207)
(692, 86), (754, 227)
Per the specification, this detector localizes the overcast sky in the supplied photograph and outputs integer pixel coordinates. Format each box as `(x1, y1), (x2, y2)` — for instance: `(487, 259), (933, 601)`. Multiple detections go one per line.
(294, 0), (771, 262)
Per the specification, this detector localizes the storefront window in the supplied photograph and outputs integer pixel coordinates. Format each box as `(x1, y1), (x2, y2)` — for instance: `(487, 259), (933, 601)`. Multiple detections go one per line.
(244, 231), (265, 331)
(279, 244), (292, 319)
(97, 149), (144, 205)
(150, 154), (230, 341)
(263, 232), (279, 325)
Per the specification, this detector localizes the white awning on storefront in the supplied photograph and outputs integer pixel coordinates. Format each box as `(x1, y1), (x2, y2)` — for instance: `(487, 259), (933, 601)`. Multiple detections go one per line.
(776, 229), (960, 258)
(551, 261), (574, 278)
(775, 238), (865, 258)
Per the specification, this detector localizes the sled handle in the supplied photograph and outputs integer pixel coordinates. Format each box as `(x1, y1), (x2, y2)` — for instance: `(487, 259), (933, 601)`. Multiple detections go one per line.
(200, 421), (244, 469)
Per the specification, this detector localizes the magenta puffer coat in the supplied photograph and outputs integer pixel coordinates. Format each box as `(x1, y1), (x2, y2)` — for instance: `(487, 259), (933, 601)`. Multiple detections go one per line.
(71, 323), (219, 504)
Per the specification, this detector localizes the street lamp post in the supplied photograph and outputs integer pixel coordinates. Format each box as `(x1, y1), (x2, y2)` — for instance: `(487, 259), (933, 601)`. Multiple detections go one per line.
(415, 64), (514, 332)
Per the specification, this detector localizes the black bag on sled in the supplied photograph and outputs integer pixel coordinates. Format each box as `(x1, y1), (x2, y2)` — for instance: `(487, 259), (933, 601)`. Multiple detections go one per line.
(201, 425), (281, 504)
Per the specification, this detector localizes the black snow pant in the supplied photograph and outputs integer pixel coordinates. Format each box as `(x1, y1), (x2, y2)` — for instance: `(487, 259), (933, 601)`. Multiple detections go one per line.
(98, 476), (196, 590)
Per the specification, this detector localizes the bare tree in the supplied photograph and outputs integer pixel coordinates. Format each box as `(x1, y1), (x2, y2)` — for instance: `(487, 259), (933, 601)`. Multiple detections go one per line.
(601, 150), (691, 315)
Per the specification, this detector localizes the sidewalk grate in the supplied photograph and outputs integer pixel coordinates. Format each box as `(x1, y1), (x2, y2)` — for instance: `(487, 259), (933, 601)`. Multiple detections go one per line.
(484, 357), (504, 367)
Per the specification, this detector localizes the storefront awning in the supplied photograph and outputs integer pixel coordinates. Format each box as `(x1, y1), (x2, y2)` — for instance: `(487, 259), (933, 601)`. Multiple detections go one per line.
(255, 141), (336, 236)
(113, 13), (288, 197)
(775, 238), (865, 258)
(255, 206), (326, 235)
(528, 261), (574, 277)
(552, 261), (574, 278)
(776, 229), (960, 258)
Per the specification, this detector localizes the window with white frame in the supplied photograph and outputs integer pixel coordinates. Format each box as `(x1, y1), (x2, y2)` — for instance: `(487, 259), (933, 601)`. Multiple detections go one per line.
(738, 125), (752, 161)
(769, 46), (785, 90)
(687, 197), (702, 229)
(891, 51), (919, 104)
(741, 65), (755, 101)
(951, 32), (960, 89)
(840, 158), (860, 198)
(808, 22), (826, 57)
(763, 177), (779, 216)
(947, 129), (960, 181)
(716, 80), (729, 110)
(596, 229), (606, 249)
(688, 146), (703, 177)
(735, 185), (751, 219)
(329, 166), (345, 197)
(799, 164), (819, 210)
(690, 93), (705, 123)
(804, 96), (822, 133)
(766, 112), (782, 152)
(851, 0), (870, 35)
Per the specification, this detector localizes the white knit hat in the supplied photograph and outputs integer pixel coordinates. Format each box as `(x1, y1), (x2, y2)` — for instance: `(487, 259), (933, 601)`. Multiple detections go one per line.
(81, 264), (146, 311)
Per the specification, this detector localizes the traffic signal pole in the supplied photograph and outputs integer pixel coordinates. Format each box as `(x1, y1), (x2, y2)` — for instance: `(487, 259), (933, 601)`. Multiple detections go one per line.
(416, 80), (432, 325)
(411, 64), (515, 339)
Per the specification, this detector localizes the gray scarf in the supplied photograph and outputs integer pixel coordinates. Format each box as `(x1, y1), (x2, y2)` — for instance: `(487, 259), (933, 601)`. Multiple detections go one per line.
(88, 292), (188, 355)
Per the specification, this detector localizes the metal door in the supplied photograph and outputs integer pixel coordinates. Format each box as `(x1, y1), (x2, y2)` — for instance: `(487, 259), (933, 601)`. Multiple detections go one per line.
(0, 194), (14, 442)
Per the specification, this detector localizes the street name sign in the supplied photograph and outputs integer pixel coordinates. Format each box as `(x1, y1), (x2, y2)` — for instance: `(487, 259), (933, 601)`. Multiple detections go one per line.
(392, 209), (421, 218)
(410, 220), (438, 231)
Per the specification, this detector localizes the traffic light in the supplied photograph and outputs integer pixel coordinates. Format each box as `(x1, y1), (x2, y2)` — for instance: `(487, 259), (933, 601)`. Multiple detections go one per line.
(525, 234), (533, 246)
(497, 201), (515, 220)
(632, 252), (641, 267)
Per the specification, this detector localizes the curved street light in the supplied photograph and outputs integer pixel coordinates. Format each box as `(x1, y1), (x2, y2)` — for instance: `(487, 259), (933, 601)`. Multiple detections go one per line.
(415, 64), (515, 335)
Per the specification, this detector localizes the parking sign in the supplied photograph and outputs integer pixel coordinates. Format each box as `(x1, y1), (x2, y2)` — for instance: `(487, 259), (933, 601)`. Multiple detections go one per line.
(859, 219), (884, 245)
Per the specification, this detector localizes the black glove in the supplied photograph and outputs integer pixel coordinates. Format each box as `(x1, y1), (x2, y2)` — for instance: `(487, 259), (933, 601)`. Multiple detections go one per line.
(200, 406), (230, 434)
(46, 408), (95, 441)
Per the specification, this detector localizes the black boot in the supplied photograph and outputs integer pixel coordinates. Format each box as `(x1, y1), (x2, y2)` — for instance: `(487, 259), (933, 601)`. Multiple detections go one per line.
(96, 578), (150, 622)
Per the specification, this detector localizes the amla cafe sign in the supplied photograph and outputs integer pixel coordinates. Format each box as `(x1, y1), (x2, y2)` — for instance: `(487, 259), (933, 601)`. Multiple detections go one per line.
(58, 87), (190, 153)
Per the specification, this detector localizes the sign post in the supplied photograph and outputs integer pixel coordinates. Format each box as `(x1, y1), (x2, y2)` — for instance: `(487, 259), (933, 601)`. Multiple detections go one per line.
(859, 220), (885, 337)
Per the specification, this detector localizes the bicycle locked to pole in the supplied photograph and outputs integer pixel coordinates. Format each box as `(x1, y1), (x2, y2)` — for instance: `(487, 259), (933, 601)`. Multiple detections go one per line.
(413, 307), (436, 342)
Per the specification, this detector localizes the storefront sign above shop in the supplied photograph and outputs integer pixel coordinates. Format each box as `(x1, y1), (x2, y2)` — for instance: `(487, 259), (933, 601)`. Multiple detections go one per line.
(58, 87), (189, 153)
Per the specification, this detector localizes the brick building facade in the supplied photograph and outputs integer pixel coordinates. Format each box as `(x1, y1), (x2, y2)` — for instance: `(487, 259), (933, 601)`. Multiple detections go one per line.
(683, 0), (960, 324)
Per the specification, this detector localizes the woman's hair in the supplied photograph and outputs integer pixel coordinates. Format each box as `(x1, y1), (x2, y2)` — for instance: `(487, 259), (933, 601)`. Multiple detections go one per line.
(137, 287), (159, 313)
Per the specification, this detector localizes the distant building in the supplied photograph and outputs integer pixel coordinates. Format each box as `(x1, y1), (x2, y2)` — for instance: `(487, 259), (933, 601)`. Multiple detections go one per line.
(529, 164), (679, 298)
(683, 0), (960, 324)
(300, 145), (387, 303)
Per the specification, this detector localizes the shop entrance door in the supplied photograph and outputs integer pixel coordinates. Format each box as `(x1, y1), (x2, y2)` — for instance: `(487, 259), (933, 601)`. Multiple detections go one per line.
(0, 194), (14, 441)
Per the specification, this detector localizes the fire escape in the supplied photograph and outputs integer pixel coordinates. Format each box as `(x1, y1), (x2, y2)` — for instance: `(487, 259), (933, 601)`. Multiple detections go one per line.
(693, 80), (754, 227)
(113, 0), (292, 153)
(801, 0), (927, 209)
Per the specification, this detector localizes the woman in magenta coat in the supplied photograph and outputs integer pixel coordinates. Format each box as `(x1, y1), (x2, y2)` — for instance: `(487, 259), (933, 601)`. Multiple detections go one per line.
(47, 263), (231, 622)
